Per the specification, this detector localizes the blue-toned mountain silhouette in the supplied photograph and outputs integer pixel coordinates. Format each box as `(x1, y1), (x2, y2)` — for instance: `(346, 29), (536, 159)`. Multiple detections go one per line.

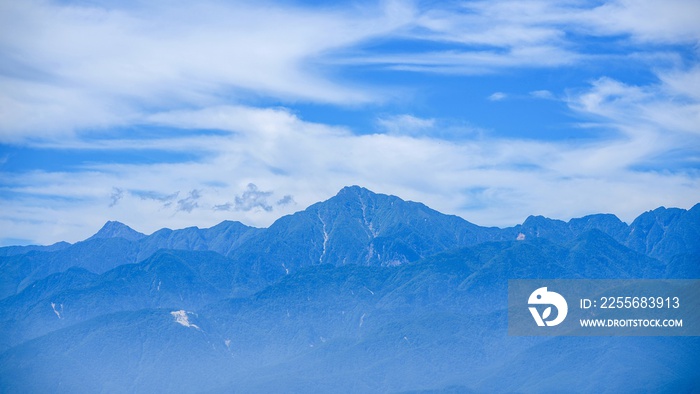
(0, 186), (698, 393)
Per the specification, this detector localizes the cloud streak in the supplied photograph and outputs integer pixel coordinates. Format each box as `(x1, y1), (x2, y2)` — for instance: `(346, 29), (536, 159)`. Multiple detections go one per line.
(336, 0), (699, 74)
(0, 0), (413, 142)
(4, 0), (698, 143)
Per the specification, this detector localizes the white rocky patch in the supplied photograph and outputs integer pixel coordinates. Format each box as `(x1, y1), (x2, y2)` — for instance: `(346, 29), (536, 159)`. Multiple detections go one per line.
(318, 212), (329, 264)
(360, 197), (378, 238)
(170, 310), (200, 330)
(384, 259), (404, 267)
(50, 302), (63, 319)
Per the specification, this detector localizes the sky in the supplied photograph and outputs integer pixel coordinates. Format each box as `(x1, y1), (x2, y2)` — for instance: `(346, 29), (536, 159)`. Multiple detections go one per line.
(1, 0), (699, 246)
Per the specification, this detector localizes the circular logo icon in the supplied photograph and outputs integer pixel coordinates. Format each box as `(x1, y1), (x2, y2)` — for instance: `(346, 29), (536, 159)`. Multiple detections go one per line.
(528, 287), (568, 327)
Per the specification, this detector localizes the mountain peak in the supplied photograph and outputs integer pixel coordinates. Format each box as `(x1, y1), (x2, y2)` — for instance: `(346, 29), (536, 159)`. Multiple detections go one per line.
(335, 185), (374, 198)
(332, 186), (406, 207)
(88, 221), (146, 242)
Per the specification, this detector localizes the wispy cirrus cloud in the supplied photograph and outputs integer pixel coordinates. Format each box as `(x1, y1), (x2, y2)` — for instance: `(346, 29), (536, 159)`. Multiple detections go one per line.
(2, 0), (696, 144)
(335, 0), (699, 74)
(0, 0), (414, 142)
(569, 70), (700, 139)
(578, 0), (700, 44)
(563, 70), (700, 176)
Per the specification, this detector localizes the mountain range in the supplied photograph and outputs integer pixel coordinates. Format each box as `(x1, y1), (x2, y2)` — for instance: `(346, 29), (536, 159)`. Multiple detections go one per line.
(0, 186), (698, 393)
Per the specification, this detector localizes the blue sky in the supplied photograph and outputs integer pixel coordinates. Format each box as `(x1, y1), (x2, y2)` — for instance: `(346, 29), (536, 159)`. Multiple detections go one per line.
(1, 0), (699, 245)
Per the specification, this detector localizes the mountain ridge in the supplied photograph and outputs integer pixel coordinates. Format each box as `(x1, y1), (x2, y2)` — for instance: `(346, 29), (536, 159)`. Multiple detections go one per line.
(0, 186), (696, 301)
(0, 186), (697, 392)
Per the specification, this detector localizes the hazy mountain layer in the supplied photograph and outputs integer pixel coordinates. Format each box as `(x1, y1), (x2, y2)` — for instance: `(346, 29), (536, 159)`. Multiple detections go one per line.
(0, 186), (697, 393)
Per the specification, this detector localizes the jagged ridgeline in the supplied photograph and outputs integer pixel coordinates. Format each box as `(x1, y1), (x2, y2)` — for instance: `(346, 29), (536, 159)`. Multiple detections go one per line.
(0, 186), (698, 393)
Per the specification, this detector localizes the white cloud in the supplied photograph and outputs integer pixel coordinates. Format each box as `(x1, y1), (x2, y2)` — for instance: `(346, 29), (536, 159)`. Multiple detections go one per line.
(424, 0), (700, 46)
(569, 72), (700, 138)
(488, 92), (507, 101)
(339, 46), (582, 74)
(377, 114), (435, 135)
(582, 0), (700, 44)
(5, 0), (698, 144)
(0, 0), (414, 142)
(2, 99), (698, 245)
(337, 0), (700, 74)
(2, 0), (697, 143)
(659, 66), (700, 101)
(530, 90), (555, 100)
